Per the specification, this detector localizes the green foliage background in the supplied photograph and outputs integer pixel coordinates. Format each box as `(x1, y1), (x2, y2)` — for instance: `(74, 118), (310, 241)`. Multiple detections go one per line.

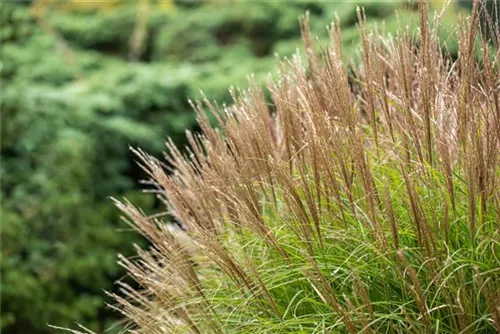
(0, 1), (468, 333)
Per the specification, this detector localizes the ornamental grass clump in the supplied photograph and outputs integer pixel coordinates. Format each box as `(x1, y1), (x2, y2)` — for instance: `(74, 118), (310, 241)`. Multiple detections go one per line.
(111, 2), (500, 333)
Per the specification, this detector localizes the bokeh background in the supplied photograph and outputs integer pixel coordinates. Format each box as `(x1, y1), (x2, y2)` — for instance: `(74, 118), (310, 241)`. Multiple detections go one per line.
(0, 1), (479, 333)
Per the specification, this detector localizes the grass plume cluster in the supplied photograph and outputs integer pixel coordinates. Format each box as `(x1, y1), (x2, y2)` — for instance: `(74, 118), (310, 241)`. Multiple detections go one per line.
(110, 2), (500, 333)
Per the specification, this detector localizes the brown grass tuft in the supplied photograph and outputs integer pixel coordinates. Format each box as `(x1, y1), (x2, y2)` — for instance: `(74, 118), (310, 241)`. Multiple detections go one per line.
(110, 3), (500, 333)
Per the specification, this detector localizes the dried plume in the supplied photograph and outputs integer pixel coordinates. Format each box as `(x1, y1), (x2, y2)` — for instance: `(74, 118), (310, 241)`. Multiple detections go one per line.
(112, 2), (500, 333)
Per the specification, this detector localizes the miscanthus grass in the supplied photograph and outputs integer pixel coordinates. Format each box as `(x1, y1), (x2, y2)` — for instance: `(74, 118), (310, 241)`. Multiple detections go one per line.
(105, 2), (499, 333)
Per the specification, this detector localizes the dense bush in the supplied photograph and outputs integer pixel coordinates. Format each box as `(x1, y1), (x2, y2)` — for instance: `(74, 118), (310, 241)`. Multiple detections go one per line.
(0, 4), (176, 332)
(0, 1), (469, 333)
(111, 3), (500, 334)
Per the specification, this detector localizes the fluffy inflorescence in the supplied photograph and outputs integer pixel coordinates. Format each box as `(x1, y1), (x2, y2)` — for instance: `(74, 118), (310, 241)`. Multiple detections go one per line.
(112, 3), (499, 334)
